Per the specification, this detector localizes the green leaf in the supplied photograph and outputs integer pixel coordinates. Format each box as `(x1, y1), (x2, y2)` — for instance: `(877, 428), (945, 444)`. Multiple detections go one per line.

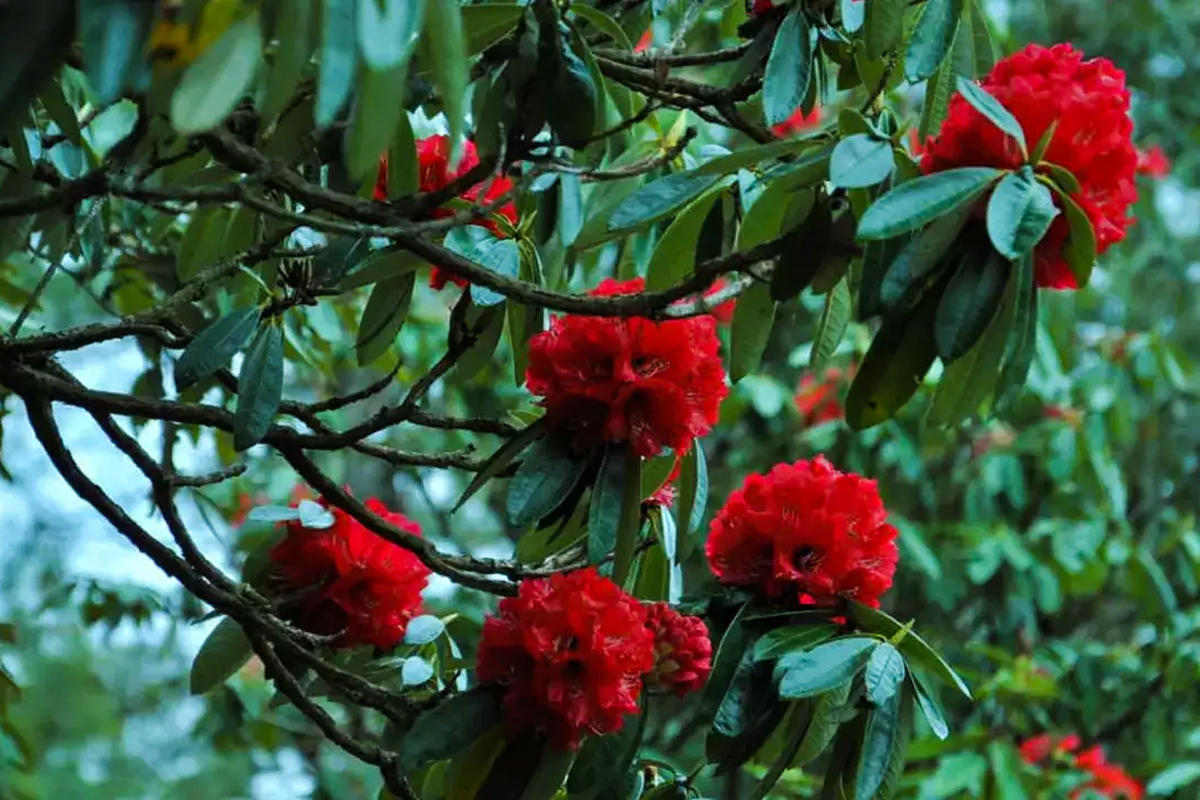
(793, 679), (856, 767)
(339, 248), (423, 291)
(904, 0), (962, 82)
(879, 202), (972, 315)
(462, 4), (525, 56)
(934, 244), (1010, 362)
(345, 61), (409, 180)
(830, 135), (895, 189)
(844, 288), (940, 430)
(359, 0), (423, 70)
(588, 443), (631, 566)
(675, 442), (708, 549)
(40, 78), (81, 145)
(1147, 763), (1200, 796)
(610, 450), (644, 588)
(710, 649), (786, 773)
(567, 711), (645, 799)
(400, 687), (505, 772)
(234, 323), (284, 451)
(317, 0), (359, 127)
(746, 701), (817, 800)
(909, 671), (950, 740)
(849, 602), (971, 699)
(985, 168), (1058, 259)
(547, 36), (600, 150)
(402, 656), (435, 686)
(856, 167), (1001, 240)
(646, 189), (725, 291)
(966, 0), (999, 76)
(925, 251), (1018, 426)
(385, 110), (420, 199)
(987, 741), (1029, 800)
(864, 0), (905, 60)
(1040, 162), (1081, 195)
(954, 76), (1026, 156)
(763, 10), (812, 127)
(754, 624), (839, 662)
(80, 0), (155, 104)
(737, 179), (804, 254)
(609, 172), (725, 232)
(1133, 546), (1179, 618)
(855, 686), (910, 800)
(702, 603), (751, 718)
(0, 1), (73, 132)
(455, 304), (507, 381)
(769, 193), (827, 302)
(171, 11), (262, 134)
(425, 0), (467, 146)
(506, 436), (591, 529)
(821, 715), (867, 800)
(356, 271), (416, 367)
(730, 282), (777, 383)
(864, 643), (905, 706)
(453, 421), (546, 513)
(519, 745), (576, 800)
(569, 4), (632, 51)
(557, 173), (584, 249)
(841, 0), (865, 33)
(262, 0), (313, 119)
(1044, 180), (1097, 287)
(175, 307), (262, 389)
(918, 55), (955, 142)
(471, 239), (522, 307)
(189, 617), (253, 695)
(810, 278), (852, 370)
(777, 637), (878, 700)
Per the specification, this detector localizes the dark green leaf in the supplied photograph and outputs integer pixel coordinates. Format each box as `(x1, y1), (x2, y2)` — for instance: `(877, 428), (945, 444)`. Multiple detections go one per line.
(730, 282), (777, 383)
(234, 323), (284, 451)
(702, 602), (750, 718)
(521, 744), (576, 800)
(918, 56), (955, 141)
(588, 443), (631, 566)
(610, 450), (644, 588)
(879, 201), (972, 315)
(171, 11), (262, 134)
(934, 244), (1009, 362)
(830, 134), (895, 190)
(455, 303), (507, 381)
(675, 441), (709, 551)
(987, 741), (1029, 800)
(462, 4), (525, 56)
(316, 0), (359, 127)
(557, 173), (584, 249)
(709, 650), (786, 775)
(810, 278), (852, 371)
(793, 679), (855, 767)
(453, 421), (546, 512)
(346, 61), (409, 180)
(844, 287), (940, 430)
(864, 643), (905, 706)
(909, 671), (950, 740)
(985, 167), (1058, 259)
(0, 0), (73, 131)
(175, 307), (262, 389)
(567, 711), (645, 799)
(857, 167), (1001, 240)
(993, 255), (1037, 411)
(80, 0), (154, 104)
(548, 37), (600, 149)
(1047, 182), (1097, 287)
(569, 5), (632, 51)
(864, 0), (905, 60)
(966, 0), (999, 76)
(905, 0), (962, 82)
(821, 714), (867, 800)
(954, 76), (1026, 155)
(189, 617), (253, 695)
(849, 602), (971, 699)
(770, 195), (828, 302)
(506, 436), (591, 529)
(754, 624), (839, 662)
(425, 0), (467, 145)
(400, 687), (505, 772)
(339, 248), (423, 291)
(356, 271), (416, 366)
(609, 172), (725, 232)
(777, 637), (878, 700)
(646, 189), (725, 291)
(359, 0), (422, 70)
(262, 0), (313, 119)
(386, 113), (420, 199)
(40, 78), (81, 145)
(471, 238), (521, 307)
(855, 685), (910, 800)
(763, 10), (812, 127)
(738, 180), (808, 254)
(1041, 163), (1081, 195)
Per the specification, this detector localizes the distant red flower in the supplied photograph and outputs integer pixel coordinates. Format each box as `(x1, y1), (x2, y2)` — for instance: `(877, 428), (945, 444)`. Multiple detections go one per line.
(1019, 733), (1081, 764)
(751, 0), (774, 13)
(643, 603), (711, 697)
(269, 497), (430, 650)
(374, 136), (518, 291)
(772, 107), (822, 139)
(476, 569), (655, 750)
(634, 29), (653, 54)
(1073, 746), (1143, 800)
(706, 456), (899, 608)
(525, 277), (728, 459)
(1136, 144), (1170, 178)
(794, 366), (851, 426)
(919, 43), (1138, 290)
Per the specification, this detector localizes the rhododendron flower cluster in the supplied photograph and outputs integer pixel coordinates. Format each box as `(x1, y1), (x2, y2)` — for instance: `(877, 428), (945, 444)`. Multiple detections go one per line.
(643, 602), (712, 697)
(525, 278), (728, 459)
(919, 43), (1138, 290)
(1136, 144), (1170, 178)
(477, 569), (708, 749)
(706, 456), (899, 608)
(1020, 735), (1143, 799)
(268, 498), (430, 650)
(772, 107), (822, 139)
(374, 135), (518, 290)
(794, 365), (853, 426)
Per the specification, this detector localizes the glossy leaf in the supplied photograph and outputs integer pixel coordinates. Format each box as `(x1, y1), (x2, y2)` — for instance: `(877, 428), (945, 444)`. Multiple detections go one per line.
(175, 307), (261, 389)
(425, 0), (467, 146)
(400, 687), (505, 772)
(263, 0), (313, 119)
(909, 671), (950, 740)
(776, 637), (878, 699)
(934, 244), (1010, 362)
(810, 278), (852, 371)
(588, 443), (632, 567)
(171, 11), (262, 134)
(234, 323), (284, 451)
(794, 679), (856, 767)
(856, 167), (1001, 240)
(849, 602), (972, 699)
(646, 190), (724, 291)
(864, 0), (905, 60)
(879, 202), (972, 315)
(40, 79), (81, 145)
(506, 436), (590, 529)
(566, 710), (644, 799)
(453, 421), (545, 513)
(404, 615), (446, 646)
(455, 303), (507, 381)
(462, 4), (525, 55)
(345, 62), (408, 180)
(754, 624), (840, 662)
(609, 172), (725, 232)
(356, 271), (416, 367)
(402, 656), (435, 686)
(189, 617), (253, 695)
(986, 167), (1059, 259)
(763, 10), (812, 127)
(80, 0), (154, 104)
(905, 0), (962, 82)
(864, 643), (906, 706)
(317, 0), (359, 127)
(830, 134), (896, 190)
(955, 76), (1027, 155)
(855, 686), (910, 800)
(359, 0), (422, 69)
(730, 282), (777, 383)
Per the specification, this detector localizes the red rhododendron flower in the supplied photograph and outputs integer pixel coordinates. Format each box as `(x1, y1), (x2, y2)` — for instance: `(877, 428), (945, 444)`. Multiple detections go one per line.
(1019, 733), (1081, 764)
(374, 136), (519, 291)
(1136, 144), (1170, 178)
(772, 107), (822, 139)
(475, 568), (655, 750)
(919, 43), (1138, 290)
(269, 497), (431, 650)
(525, 278), (728, 459)
(643, 455), (683, 510)
(794, 366), (852, 426)
(634, 29), (653, 54)
(1072, 746), (1143, 800)
(643, 603), (712, 697)
(705, 456), (899, 608)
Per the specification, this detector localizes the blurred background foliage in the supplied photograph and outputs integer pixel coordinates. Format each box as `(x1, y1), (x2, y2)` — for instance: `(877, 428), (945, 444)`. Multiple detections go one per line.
(2, 0), (1200, 798)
